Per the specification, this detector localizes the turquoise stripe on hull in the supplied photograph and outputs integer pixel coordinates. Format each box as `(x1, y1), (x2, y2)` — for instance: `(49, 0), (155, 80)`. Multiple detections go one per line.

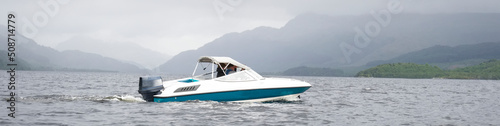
(154, 87), (310, 102)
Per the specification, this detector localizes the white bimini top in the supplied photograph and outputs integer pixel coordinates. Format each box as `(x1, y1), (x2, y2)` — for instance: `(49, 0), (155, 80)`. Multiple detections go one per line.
(197, 56), (263, 81)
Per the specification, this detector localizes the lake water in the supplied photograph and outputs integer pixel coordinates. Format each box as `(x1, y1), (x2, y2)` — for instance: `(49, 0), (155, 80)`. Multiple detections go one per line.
(1, 71), (499, 125)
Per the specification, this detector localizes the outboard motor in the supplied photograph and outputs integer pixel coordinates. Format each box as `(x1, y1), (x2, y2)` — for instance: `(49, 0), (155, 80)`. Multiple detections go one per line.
(138, 76), (163, 102)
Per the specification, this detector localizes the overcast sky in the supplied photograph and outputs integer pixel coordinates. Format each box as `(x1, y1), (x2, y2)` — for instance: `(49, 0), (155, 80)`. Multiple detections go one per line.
(2, 0), (500, 55)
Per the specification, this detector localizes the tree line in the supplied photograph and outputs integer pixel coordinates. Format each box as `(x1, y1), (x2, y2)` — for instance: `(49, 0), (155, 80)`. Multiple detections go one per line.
(356, 59), (500, 80)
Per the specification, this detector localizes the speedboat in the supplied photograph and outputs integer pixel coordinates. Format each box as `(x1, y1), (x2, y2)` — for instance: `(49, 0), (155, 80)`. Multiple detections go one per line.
(138, 56), (312, 102)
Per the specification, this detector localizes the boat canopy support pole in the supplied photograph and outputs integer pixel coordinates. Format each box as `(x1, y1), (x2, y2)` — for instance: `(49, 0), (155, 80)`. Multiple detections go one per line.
(191, 62), (199, 77)
(211, 63), (214, 79)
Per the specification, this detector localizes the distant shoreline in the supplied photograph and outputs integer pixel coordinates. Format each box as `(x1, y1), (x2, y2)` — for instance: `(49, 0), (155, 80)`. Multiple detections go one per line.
(355, 59), (500, 80)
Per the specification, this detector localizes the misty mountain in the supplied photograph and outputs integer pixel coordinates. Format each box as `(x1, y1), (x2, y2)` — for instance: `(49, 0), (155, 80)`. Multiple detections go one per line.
(56, 36), (171, 69)
(0, 50), (32, 70)
(366, 42), (500, 69)
(0, 27), (146, 72)
(159, 13), (500, 74)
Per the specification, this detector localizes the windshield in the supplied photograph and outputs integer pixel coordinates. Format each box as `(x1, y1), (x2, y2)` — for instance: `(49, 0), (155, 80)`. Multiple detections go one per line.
(192, 62), (216, 80)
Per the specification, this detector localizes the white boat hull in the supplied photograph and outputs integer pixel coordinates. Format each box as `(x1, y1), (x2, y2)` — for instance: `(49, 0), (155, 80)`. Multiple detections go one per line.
(152, 78), (311, 103)
(138, 56), (312, 103)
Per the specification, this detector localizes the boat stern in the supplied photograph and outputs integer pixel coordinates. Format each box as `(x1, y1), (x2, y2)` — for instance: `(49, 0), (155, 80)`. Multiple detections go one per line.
(138, 76), (164, 102)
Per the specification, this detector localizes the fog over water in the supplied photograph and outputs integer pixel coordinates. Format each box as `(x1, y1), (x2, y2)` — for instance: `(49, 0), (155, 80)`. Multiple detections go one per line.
(1, 0), (499, 55)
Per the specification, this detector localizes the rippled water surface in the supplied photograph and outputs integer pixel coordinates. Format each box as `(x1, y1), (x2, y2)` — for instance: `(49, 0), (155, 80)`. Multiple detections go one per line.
(1, 71), (500, 125)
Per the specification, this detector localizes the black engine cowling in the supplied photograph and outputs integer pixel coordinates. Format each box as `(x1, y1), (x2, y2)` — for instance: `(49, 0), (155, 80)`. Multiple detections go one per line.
(138, 76), (163, 102)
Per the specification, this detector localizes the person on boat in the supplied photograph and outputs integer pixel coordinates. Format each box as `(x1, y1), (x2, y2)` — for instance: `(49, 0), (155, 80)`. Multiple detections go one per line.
(216, 63), (227, 77)
(225, 64), (237, 75)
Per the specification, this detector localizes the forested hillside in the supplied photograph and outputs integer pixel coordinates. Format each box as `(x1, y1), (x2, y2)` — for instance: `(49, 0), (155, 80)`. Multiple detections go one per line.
(357, 60), (500, 79)
(366, 42), (500, 68)
(356, 63), (445, 78)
